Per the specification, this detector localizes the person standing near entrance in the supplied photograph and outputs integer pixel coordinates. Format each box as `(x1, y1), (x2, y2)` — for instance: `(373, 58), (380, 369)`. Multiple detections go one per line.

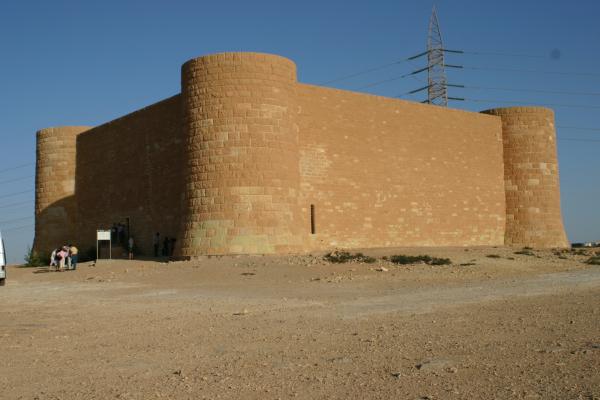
(169, 237), (176, 256)
(128, 236), (134, 260)
(153, 232), (160, 257)
(118, 223), (125, 246)
(69, 244), (79, 270)
(162, 236), (170, 257)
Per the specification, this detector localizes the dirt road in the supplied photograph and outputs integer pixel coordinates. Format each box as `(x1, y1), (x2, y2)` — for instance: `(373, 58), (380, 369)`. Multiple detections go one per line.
(1, 247), (599, 399)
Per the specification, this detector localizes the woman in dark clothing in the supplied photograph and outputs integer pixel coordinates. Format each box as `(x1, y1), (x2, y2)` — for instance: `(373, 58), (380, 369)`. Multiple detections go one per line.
(162, 236), (170, 257)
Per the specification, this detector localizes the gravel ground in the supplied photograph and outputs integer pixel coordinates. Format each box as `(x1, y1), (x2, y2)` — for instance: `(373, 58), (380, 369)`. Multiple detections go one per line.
(1, 246), (599, 399)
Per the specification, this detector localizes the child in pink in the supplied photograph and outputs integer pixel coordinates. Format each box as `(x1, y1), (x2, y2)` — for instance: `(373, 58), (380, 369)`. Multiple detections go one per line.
(57, 247), (69, 272)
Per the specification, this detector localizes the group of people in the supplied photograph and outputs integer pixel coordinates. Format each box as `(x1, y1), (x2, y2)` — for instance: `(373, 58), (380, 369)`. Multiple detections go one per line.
(153, 232), (176, 257)
(110, 222), (128, 247)
(46, 230), (174, 266)
(49, 244), (78, 272)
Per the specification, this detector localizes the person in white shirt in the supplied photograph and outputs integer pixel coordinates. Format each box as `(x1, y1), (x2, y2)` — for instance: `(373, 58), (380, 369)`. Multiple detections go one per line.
(153, 232), (160, 257)
(128, 236), (134, 260)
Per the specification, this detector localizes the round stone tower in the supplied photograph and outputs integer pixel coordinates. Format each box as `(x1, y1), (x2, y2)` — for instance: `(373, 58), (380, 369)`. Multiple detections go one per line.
(33, 126), (91, 253)
(176, 52), (303, 257)
(482, 107), (568, 248)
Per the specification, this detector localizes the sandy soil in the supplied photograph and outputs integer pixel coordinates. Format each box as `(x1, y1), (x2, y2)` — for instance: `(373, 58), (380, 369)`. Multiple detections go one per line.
(1, 246), (599, 400)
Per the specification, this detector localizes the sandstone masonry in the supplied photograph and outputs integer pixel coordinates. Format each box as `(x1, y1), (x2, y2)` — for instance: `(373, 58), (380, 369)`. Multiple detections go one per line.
(33, 52), (569, 257)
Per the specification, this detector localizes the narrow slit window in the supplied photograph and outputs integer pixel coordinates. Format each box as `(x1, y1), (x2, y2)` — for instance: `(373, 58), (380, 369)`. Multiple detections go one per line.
(310, 204), (316, 234)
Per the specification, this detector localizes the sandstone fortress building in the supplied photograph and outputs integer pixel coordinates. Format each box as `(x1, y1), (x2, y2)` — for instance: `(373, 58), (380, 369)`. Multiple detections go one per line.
(34, 52), (569, 258)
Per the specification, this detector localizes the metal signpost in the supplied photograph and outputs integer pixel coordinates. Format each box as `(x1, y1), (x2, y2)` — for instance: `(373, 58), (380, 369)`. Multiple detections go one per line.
(96, 229), (112, 260)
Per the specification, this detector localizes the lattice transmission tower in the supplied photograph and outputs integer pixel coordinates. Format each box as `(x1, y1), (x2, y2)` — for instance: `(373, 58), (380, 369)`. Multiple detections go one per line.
(427, 6), (447, 106)
(405, 6), (463, 106)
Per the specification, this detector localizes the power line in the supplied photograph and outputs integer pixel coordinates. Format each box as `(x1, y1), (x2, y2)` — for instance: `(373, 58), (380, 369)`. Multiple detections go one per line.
(465, 66), (600, 78)
(361, 66), (463, 92)
(395, 94), (600, 110)
(462, 50), (546, 59)
(557, 126), (600, 132)
(0, 200), (34, 210)
(558, 138), (600, 143)
(0, 175), (34, 185)
(319, 58), (409, 85)
(317, 48), (588, 90)
(0, 189), (34, 200)
(356, 74), (411, 90)
(461, 97), (600, 110)
(0, 215), (33, 225)
(0, 162), (34, 175)
(406, 59), (427, 83)
(1, 223), (34, 233)
(462, 84), (600, 97)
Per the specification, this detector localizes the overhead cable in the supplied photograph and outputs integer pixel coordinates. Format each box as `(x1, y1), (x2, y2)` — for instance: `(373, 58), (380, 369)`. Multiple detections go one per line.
(465, 66), (600, 78)
(0, 176), (34, 185)
(0, 200), (34, 210)
(1, 223), (34, 233)
(0, 189), (34, 200)
(319, 58), (409, 85)
(557, 138), (600, 143)
(557, 126), (600, 132)
(0, 162), (34, 175)
(0, 215), (33, 225)
(461, 50), (546, 59)
(462, 84), (600, 97)
(461, 97), (600, 110)
(356, 75), (410, 90)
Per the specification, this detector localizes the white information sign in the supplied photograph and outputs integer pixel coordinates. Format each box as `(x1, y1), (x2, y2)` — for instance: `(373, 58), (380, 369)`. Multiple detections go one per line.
(96, 230), (112, 259)
(97, 230), (111, 241)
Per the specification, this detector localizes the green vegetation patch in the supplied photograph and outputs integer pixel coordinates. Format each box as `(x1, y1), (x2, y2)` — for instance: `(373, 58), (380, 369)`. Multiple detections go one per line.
(514, 249), (535, 256)
(585, 256), (600, 265)
(570, 248), (588, 256)
(323, 251), (376, 264)
(23, 246), (46, 268)
(389, 254), (451, 266)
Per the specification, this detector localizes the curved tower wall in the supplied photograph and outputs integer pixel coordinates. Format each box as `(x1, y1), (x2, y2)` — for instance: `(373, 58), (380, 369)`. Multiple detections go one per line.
(177, 52), (303, 256)
(483, 107), (568, 248)
(34, 126), (91, 253)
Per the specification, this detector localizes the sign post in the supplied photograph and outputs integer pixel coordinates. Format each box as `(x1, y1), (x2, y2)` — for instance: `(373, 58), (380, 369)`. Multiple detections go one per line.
(96, 229), (112, 260)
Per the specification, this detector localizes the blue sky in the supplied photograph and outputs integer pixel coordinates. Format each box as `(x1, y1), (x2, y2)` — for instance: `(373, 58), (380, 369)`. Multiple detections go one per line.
(1, 0), (599, 263)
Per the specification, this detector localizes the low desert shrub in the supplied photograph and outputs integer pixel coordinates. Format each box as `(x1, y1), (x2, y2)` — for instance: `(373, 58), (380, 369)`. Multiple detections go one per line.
(486, 254), (501, 259)
(571, 249), (587, 256)
(23, 246), (46, 268)
(514, 249), (535, 256)
(428, 257), (452, 266)
(323, 251), (376, 264)
(585, 256), (600, 265)
(389, 254), (451, 266)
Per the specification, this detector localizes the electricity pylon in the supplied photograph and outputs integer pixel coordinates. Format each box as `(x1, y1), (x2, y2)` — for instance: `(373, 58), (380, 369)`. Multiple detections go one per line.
(427, 6), (447, 106)
(404, 6), (464, 105)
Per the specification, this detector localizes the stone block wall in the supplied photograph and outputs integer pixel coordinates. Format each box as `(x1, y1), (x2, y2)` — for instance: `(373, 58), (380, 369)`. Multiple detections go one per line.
(177, 53), (304, 256)
(33, 52), (570, 257)
(34, 126), (91, 253)
(483, 107), (569, 248)
(296, 84), (507, 249)
(75, 95), (184, 255)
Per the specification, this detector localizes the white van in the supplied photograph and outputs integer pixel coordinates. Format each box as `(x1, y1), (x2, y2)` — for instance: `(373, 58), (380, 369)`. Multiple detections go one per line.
(0, 231), (6, 286)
